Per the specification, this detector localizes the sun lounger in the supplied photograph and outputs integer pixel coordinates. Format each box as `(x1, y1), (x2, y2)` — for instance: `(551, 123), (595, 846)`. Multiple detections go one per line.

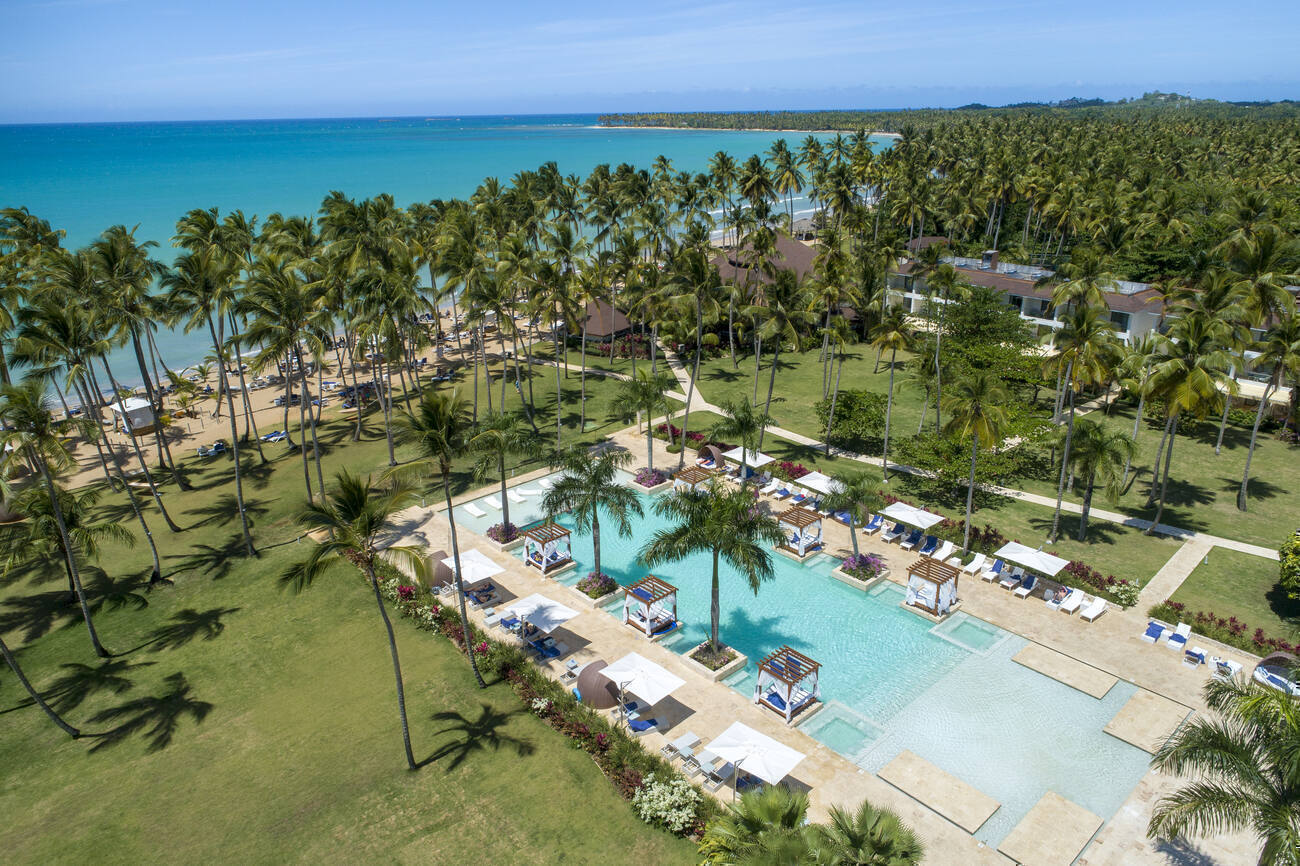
(773, 487), (792, 500)
(507, 491), (526, 504)
(497, 615), (521, 631)
(464, 502), (487, 518)
(627, 717), (659, 736)
(881, 522), (906, 543)
(1079, 596), (1107, 621)
(1211, 657), (1244, 681)
(1184, 646), (1207, 667)
(760, 480), (781, 496)
(660, 731), (702, 761)
(790, 489), (807, 504)
(484, 496), (503, 510)
(1013, 573), (1039, 598)
(863, 514), (883, 535)
(900, 529), (923, 550)
(980, 559), (1005, 582)
(516, 487), (540, 497)
(1140, 621), (1170, 643)
(537, 477), (555, 491)
(1000, 567), (1023, 590)
(930, 540), (954, 562)
(1165, 622), (1192, 651)
(961, 553), (987, 574)
(917, 535), (939, 556)
(1058, 588), (1086, 614)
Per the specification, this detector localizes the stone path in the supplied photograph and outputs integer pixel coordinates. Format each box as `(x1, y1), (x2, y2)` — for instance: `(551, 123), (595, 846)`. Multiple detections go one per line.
(1141, 538), (1217, 605)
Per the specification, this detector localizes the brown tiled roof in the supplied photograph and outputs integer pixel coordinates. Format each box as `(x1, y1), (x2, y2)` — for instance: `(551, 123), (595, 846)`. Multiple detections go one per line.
(907, 236), (948, 251)
(711, 232), (816, 286)
(583, 299), (630, 337)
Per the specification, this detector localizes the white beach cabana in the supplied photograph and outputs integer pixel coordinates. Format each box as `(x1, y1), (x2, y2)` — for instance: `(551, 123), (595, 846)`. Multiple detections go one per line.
(707, 721), (807, 793)
(522, 521), (573, 574)
(776, 506), (823, 558)
(905, 558), (961, 618)
(721, 447), (774, 479)
(110, 396), (157, 435)
(508, 593), (579, 635)
(754, 646), (821, 724)
(600, 652), (686, 709)
(439, 549), (504, 587)
(991, 542), (1070, 577)
(880, 501), (945, 530)
(623, 575), (680, 639)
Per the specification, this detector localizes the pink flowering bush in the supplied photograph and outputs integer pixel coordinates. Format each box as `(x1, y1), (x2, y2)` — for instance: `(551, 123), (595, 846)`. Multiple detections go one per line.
(842, 553), (886, 580)
(634, 467), (667, 488)
(773, 460), (810, 481)
(577, 571), (618, 599)
(486, 522), (519, 543)
(397, 584), (416, 602)
(1149, 599), (1298, 655)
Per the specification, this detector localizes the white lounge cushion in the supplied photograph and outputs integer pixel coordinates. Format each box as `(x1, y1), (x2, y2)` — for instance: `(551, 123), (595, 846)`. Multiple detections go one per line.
(1079, 597), (1108, 621)
(961, 553), (987, 574)
(464, 502), (487, 518)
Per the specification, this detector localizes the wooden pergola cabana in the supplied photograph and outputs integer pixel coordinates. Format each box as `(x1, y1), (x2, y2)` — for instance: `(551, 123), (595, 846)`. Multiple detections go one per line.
(754, 646), (821, 724)
(777, 506), (823, 558)
(673, 465), (715, 491)
(623, 575), (680, 639)
(905, 558), (960, 617)
(522, 521), (572, 574)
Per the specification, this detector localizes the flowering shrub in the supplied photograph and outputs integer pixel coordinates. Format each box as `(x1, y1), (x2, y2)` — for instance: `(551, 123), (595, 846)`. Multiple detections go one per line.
(576, 571), (618, 599)
(397, 584), (415, 602)
(633, 773), (703, 835)
(841, 553), (886, 580)
(1149, 599), (1299, 656)
(773, 460), (810, 481)
(474, 641), (489, 656)
(633, 467), (668, 488)
(486, 522), (519, 543)
(932, 519), (1007, 554)
(652, 422), (708, 446)
(691, 643), (737, 671)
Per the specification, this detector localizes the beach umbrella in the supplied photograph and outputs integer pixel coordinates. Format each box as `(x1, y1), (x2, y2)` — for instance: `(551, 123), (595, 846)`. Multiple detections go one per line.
(574, 660), (619, 709)
(600, 652), (686, 707)
(879, 501), (944, 530)
(707, 721), (806, 790)
(991, 541), (1069, 577)
(508, 593), (579, 635)
(440, 548), (504, 585)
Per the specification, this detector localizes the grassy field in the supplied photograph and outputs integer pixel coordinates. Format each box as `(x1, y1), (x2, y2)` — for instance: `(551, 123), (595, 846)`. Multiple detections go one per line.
(1169, 550), (1300, 639)
(0, 381), (696, 864)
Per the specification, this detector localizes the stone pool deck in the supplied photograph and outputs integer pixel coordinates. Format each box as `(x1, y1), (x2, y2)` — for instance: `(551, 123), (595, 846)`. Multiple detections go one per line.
(390, 426), (1259, 866)
(999, 791), (1104, 866)
(1012, 643), (1118, 699)
(878, 750), (1001, 834)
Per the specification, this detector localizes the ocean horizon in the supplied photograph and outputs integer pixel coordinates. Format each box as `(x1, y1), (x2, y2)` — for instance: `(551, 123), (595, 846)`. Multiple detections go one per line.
(1, 114), (888, 385)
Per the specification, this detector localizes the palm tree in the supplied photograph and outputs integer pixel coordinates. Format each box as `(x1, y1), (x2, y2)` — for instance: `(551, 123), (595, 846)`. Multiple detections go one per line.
(813, 799), (925, 865)
(281, 470), (429, 771)
(468, 412), (536, 533)
(1066, 418), (1136, 541)
(942, 372), (1009, 552)
(541, 447), (642, 579)
(699, 786), (812, 864)
(391, 389), (485, 688)
(1238, 314), (1300, 511)
(749, 269), (810, 447)
(664, 231), (720, 466)
(710, 398), (772, 483)
(3, 482), (134, 600)
(640, 482), (783, 655)
(611, 369), (676, 473)
(1115, 332), (1163, 485)
(870, 306), (914, 480)
(1148, 665), (1300, 864)
(819, 471), (882, 559)
(0, 633), (80, 738)
(0, 380), (109, 657)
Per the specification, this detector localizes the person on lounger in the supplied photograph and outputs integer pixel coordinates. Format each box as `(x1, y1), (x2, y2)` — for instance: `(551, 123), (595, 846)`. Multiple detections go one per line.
(1052, 587), (1068, 603)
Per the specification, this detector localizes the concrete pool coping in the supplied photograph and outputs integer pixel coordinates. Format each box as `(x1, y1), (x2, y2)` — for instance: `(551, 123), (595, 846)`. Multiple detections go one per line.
(1103, 690), (1192, 754)
(1012, 643), (1118, 699)
(998, 791), (1103, 866)
(878, 750), (1000, 834)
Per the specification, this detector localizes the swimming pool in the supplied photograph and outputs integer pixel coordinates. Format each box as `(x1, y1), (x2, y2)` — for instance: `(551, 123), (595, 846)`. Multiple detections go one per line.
(453, 473), (1153, 845)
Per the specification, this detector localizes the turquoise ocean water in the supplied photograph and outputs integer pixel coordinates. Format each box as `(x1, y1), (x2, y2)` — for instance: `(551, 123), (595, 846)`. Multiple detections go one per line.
(0, 115), (887, 383)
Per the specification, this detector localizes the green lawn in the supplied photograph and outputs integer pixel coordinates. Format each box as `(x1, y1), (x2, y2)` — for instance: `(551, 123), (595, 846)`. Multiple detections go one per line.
(0, 391), (696, 864)
(1015, 402), (1300, 548)
(1169, 550), (1300, 640)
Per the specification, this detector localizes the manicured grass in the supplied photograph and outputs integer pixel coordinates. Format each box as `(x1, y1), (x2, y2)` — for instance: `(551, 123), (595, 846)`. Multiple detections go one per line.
(1170, 550), (1300, 639)
(1016, 402), (1300, 547)
(0, 389), (696, 864)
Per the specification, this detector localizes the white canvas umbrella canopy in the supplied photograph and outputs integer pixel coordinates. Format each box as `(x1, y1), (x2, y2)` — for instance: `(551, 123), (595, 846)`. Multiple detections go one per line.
(797, 471), (837, 495)
(880, 501), (944, 530)
(721, 447), (774, 468)
(440, 549), (504, 584)
(508, 593), (579, 634)
(707, 721), (806, 785)
(600, 652), (686, 707)
(992, 542), (1070, 577)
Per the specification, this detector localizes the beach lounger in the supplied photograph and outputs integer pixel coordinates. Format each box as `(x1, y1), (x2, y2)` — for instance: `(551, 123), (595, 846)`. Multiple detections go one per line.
(1140, 621), (1170, 643)
(1211, 657), (1244, 681)
(1013, 573), (1039, 598)
(917, 535), (939, 556)
(1059, 588), (1086, 614)
(507, 491), (526, 504)
(464, 502), (487, 518)
(1166, 622), (1192, 651)
(1000, 567), (1024, 591)
(899, 529), (923, 550)
(931, 540), (955, 562)
(660, 731), (702, 761)
(1184, 646), (1207, 667)
(516, 487), (540, 497)
(790, 489), (807, 504)
(961, 553), (987, 574)
(773, 487), (792, 500)
(881, 522), (906, 543)
(484, 496), (503, 510)
(497, 615), (521, 631)
(760, 480), (781, 496)
(627, 717), (659, 736)
(537, 477), (556, 491)
(1079, 596), (1107, 621)
(863, 514), (883, 535)
(980, 559), (1005, 582)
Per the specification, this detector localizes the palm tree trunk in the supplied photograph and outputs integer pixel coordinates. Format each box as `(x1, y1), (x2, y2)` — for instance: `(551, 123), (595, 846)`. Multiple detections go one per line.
(0, 634), (80, 738)
(751, 332), (762, 405)
(963, 435), (978, 552)
(645, 411), (654, 472)
(131, 328), (188, 490)
(759, 342), (779, 449)
(824, 349), (844, 458)
(297, 347), (325, 504)
(31, 448), (108, 657)
(365, 565), (416, 771)
(1214, 388), (1231, 455)
(100, 359), (183, 533)
(1123, 390), (1145, 485)
(209, 316), (256, 556)
(1078, 470), (1096, 541)
(379, 352), (397, 467)
(228, 315), (265, 460)
(442, 471), (486, 688)
(883, 348), (896, 479)
(847, 513), (860, 558)
(579, 321), (588, 432)
(727, 300), (737, 370)
(1148, 415), (1174, 505)
(710, 549), (721, 654)
(1049, 378), (1076, 543)
(553, 329), (563, 451)
(498, 452), (510, 530)
(678, 302), (703, 469)
(592, 510), (602, 578)
(1147, 413), (1179, 533)
(296, 366), (313, 501)
(1238, 381), (1275, 511)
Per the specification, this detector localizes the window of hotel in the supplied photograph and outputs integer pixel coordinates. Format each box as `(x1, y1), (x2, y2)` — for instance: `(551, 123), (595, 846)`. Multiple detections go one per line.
(1109, 311), (1131, 332)
(1008, 294), (1023, 310)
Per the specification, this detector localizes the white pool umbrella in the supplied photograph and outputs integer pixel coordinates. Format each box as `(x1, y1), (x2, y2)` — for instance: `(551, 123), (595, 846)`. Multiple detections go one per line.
(797, 471), (837, 495)
(880, 501), (944, 530)
(440, 549), (504, 584)
(721, 447), (774, 468)
(992, 542), (1070, 577)
(707, 721), (806, 786)
(600, 652), (686, 707)
(508, 593), (579, 634)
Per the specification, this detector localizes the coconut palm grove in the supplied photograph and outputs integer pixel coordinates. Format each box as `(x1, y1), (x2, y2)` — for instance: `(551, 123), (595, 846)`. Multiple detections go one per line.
(3, 95), (1300, 865)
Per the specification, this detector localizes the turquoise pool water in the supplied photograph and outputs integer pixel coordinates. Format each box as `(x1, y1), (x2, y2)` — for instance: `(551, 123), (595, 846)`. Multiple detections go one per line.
(453, 474), (1156, 845)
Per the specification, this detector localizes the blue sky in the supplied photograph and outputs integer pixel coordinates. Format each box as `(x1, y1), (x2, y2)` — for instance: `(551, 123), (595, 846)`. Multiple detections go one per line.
(5, 0), (1297, 122)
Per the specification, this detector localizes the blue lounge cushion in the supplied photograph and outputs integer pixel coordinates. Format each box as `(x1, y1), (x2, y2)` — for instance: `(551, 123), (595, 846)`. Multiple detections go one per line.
(631, 586), (652, 601)
(765, 691), (787, 711)
(1143, 622), (1164, 639)
(628, 718), (658, 732)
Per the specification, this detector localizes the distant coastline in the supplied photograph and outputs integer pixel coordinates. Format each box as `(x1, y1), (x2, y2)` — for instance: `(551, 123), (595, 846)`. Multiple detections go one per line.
(602, 125), (902, 138)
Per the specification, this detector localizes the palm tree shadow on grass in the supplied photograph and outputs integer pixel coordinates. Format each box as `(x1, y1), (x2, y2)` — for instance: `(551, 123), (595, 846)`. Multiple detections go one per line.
(1024, 512), (1128, 545)
(187, 491), (269, 530)
(702, 365), (747, 384)
(1221, 475), (1284, 503)
(423, 703), (534, 770)
(84, 569), (152, 616)
(1, 658), (155, 715)
(0, 588), (81, 643)
(86, 672), (214, 753)
(121, 606), (242, 654)
(165, 531), (251, 580)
